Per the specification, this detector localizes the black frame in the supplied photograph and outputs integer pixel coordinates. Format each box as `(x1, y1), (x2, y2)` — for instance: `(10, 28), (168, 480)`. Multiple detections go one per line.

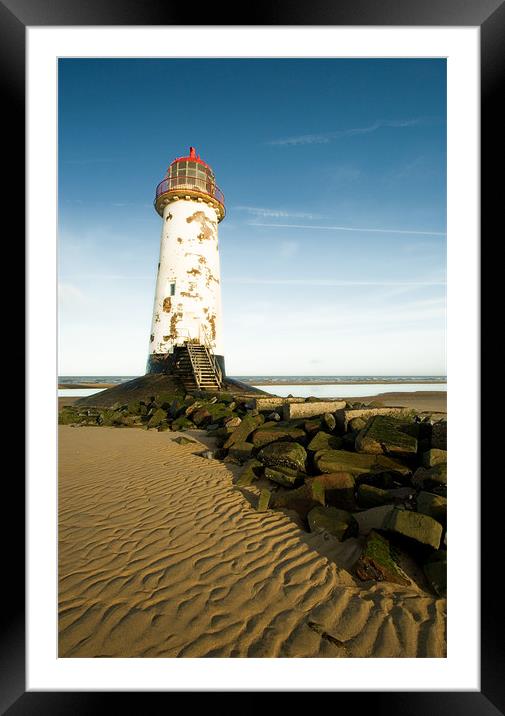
(2, 0), (499, 711)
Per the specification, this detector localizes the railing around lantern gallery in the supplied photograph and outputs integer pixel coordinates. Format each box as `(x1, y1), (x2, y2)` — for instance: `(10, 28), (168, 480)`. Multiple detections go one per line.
(155, 175), (225, 207)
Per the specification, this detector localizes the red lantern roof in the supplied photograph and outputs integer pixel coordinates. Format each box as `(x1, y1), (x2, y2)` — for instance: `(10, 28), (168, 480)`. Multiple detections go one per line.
(169, 146), (212, 172)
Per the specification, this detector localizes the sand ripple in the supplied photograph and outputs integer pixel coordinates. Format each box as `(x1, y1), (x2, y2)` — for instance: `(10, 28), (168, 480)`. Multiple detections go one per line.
(59, 426), (446, 657)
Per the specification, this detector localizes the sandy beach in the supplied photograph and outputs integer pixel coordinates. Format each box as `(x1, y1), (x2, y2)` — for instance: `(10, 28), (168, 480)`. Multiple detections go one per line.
(59, 424), (446, 658)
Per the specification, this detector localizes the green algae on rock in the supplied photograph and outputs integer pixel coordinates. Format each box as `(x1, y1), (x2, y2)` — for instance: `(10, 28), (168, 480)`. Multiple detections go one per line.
(354, 530), (410, 586)
(307, 505), (358, 541)
(258, 441), (307, 473)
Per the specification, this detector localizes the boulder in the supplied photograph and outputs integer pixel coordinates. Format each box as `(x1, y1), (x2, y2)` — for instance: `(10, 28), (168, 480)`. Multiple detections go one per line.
(252, 396), (305, 412)
(172, 436), (196, 445)
(271, 481), (325, 519)
(264, 466), (304, 488)
(431, 420), (447, 450)
(353, 505), (397, 536)
(355, 416), (418, 457)
(355, 471), (395, 489)
(307, 506), (358, 540)
(127, 399), (142, 415)
(304, 419), (323, 435)
(228, 442), (255, 462)
(323, 412), (336, 431)
(357, 484), (392, 508)
(236, 459), (263, 486)
(423, 551), (447, 597)
(348, 417), (367, 432)
(250, 425), (306, 448)
(258, 441), (307, 472)
(59, 409), (81, 425)
(383, 508), (443, 550)
(336, 407), (412, 431)
(412, 463), (447, 490)
(223, 414), (263, 449)
(283, 400), (346, 421)
(422, 449), (447, 468)
(216, 392), (235, 404)
(147, 408), (167, 428)
(306, 472), (355, 510)
(206, 402), (234, 423)
(224, 416), (242, 429)
(314, 450), (411, 479)
(257, 489), (271, 512)
(354, 530), (410, 586)
(191, 407), (212, 426)
(307, 431), (343, 452)
(416, 491), (447, 525)
(171, 415), (195, 431)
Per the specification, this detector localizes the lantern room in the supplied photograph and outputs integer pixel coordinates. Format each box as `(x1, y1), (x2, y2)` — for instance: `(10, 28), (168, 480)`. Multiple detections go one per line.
(154, 146), (225, 220)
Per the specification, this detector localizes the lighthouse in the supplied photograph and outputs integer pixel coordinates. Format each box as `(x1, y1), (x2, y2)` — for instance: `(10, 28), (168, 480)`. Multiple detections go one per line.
(147, 147), (226, 391)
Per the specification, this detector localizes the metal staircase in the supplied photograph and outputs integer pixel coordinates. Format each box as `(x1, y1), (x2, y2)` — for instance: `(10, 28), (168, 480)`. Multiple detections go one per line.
(174, 329), (223, 392)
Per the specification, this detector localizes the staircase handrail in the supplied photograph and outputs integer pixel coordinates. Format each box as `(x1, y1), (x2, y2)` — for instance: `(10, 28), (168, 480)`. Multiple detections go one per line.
(185, 339), (202, 389)
(200, 325), (223, 388)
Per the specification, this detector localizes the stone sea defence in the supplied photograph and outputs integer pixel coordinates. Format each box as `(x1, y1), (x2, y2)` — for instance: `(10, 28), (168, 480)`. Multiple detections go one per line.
(59, 391), (447, 597)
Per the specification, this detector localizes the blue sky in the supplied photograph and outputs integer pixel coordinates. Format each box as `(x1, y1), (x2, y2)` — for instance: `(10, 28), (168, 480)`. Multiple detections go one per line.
(58, 59), (446, 376)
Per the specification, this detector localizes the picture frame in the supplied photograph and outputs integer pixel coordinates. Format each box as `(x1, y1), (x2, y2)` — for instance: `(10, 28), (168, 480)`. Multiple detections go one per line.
(2, 0), (498, 709)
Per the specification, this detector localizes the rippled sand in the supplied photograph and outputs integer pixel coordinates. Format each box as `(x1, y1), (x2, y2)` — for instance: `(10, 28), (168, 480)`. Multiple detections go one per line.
(59, 426), (446, 658)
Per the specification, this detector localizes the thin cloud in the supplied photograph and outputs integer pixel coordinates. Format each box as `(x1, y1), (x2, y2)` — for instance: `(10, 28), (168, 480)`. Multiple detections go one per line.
(62, 158), (115, 165)
(235, 206), (320, 220)
(225, 278), (446, 287)
(249, 222), (446, 237)
(267, 119), (423, 147)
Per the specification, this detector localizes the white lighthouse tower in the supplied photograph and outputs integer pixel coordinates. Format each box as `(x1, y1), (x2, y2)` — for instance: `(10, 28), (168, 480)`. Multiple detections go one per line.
(147, 147), (226, 391)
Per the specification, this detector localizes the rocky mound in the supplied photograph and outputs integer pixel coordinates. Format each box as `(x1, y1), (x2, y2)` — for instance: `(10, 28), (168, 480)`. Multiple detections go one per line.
(74, 374), (269, 408)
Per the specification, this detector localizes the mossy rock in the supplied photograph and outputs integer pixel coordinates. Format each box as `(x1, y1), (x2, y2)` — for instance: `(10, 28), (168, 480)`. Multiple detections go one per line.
(304, 419), (324, 435)
(58, 409), (82, 425)
(250, 425), (306, 448)
(258, 441), (307, 473)
(306, 472), (355, 510)
(412, 463), (447, 490)
(271, 481), (325, 519)
(416, 491), (447, 526)
(264, 466), (304, 488)
(126, 399), (142, 415)
(228, 441), (255, 462)
(422, 449), (447, 468)
(307, 505), (358, 541)
(307, 431), (343, 452)
(171, 415), (195, 432)
(348, 417), (367, 432)
(223, 414), (264, 449)
(357, 484), (393, 508)
(355, 416), (418, 457)
(323, 413), (336, 431)
(172, 436), (196, 445)
(216, 392), (235, 404)
(147, 408), (168, 428)
(354, 530), (410, 586)
(257, 489), (271, 512)
(236, 459), (263, 486)
(383, 508), (443, 550)
(314, 450), (411, 479)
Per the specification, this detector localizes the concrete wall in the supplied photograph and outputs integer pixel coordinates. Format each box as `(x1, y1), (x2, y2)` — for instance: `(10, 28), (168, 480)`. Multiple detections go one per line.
(148, 198), (223, 359)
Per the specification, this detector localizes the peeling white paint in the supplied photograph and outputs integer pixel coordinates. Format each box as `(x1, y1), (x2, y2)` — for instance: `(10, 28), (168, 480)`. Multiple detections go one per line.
(148, 199), (224, 357)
